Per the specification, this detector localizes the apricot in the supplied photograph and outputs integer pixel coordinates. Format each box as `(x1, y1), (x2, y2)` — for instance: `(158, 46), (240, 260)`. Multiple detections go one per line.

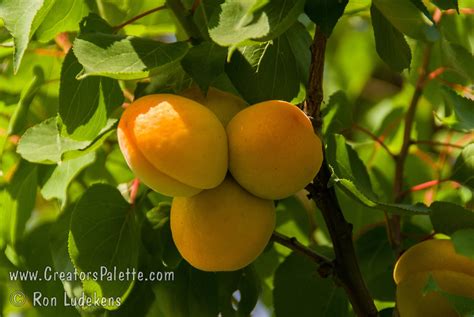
(170, 177), (275, 271)
(117, 94), (228, 197)
(180, 86), (247, 126)
(394, 239), (474, 317)
(226, 101), (323, 200)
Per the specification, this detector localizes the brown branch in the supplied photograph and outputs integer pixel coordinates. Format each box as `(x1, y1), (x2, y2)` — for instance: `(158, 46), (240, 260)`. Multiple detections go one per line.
(353, 124), (396, 158)
(271, 232), (333, 277)
(304, 27), (327, 129)
(390, 44), (433, 249)
(304, 26), (378, 317)
(113, 5), (167, 31)
(411, 140), (465, 149)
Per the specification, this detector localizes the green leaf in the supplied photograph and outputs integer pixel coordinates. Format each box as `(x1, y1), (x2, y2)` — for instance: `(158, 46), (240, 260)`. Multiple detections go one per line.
(321, 91), (353, 135)
(216, 266), (261, 315)
(208, 0), (304, 47)
(430, 201), (474, 235)
(49, 204), (84, 302)
(451, 143), (474, 189)
(304, 0), (348, 37)
(108, 283), (157, 317)
(438, 88), (474, 131)
(20, 223), (81, 317)
(424, 274), (474, 315)
(326, 134), (431, 216)
(68, 183), (140, 310)
(273, 253), (349, 316)
(60, 50), (123, 140)
(370, 4), (412, 72)
(256, 0), (306, 41)
(152, 263), (219, 317)
(355, 226), (396, 301)
(143, 203), (182, 268)
(326, 134), (375, 197)
(452, 229), (474, 260)
(35, 0), (89, 42)
(17, 117), (90, 164)
(236, 266), (260, 315)
(432, 0), (459, 11)
(40, 152), (96, 206)
(209, 0), (270, 47)
(440, 39), (474, 82)
(0, 160), (37, 246)
(79, 12), (115, 34)
(73, 33), (189, 80)
(181, 41), (227, 92)
(226, 23), (310, 103)
(0, 0), (44, 72)
(7, 66), (45, 135)
(373, 0), (439, 41)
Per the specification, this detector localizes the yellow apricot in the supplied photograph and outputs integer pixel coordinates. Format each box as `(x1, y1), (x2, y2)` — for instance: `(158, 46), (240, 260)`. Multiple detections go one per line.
(226, 100), (323, 200)
(170, 177), (275, 271)
(180, 86), (247, 126)
(117, 94), (228, 197)
(396, 271), (474, 317)
(394, 239), (474, 284)
(394, 239), (474, 316)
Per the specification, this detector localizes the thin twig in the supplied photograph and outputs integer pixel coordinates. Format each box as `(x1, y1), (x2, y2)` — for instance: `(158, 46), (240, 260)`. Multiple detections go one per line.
(305, 26), (378, 317)
(390, 44), (433, 249)
(129, 178), (140, 205)
(113, 5), (167, 31)
(398, 179), (455, 198)
(411, 140), (465, 149)
(271, 232), (333, 277)
(353, 124), (396, 158)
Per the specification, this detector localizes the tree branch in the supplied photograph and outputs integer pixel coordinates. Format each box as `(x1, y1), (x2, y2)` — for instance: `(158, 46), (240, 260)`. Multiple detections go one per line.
(390, 44), (433, 248)
(411, 140), (466, 149)
(304, 26), (378, 317)
(271, 232), (333, 277)
(304, 27), (327, 129)
(353, 124), (396, 159)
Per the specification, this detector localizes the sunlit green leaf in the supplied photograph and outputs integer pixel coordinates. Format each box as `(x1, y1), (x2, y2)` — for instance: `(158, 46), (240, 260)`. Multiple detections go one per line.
(0, 0), (46, 72)
(40, 152), (96, 206)
(73, 34), (189, 80)
(36, 0), (89, 42)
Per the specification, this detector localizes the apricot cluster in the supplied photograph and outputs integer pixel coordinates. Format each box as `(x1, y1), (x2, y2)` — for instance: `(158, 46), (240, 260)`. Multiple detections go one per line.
(394, 239), (474, 316)
(117, 87), (323, 271)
